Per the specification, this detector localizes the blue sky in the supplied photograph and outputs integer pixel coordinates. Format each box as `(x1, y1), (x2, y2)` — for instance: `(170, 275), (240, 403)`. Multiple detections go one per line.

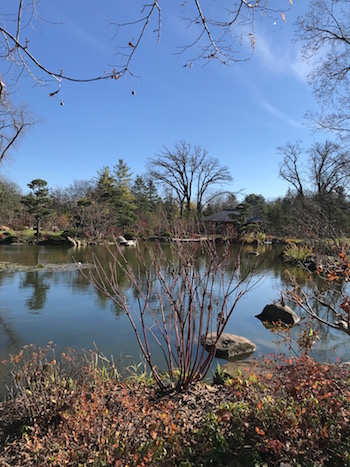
(2, 1), (322, 200)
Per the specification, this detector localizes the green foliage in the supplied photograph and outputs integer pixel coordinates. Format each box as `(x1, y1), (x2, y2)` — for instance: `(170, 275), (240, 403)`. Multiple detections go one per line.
(213, 363), (231, 385)
(22, 179), (52, 237)
(244, 193), (267, 218)
(193, 413), (229, 465)
(113, 159), (137, 229)
(132, 176), (160, 236)
(283, 243), (313, 262)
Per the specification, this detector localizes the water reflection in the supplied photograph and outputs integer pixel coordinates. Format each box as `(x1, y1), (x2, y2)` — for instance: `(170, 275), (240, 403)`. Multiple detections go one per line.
(0, 243), (348, 369)
(20, 271), (51, 312)
(0, 312), (21, 353)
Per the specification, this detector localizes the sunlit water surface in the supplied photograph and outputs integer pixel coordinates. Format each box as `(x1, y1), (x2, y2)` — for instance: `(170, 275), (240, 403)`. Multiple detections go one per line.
(0, 242), (349, 390)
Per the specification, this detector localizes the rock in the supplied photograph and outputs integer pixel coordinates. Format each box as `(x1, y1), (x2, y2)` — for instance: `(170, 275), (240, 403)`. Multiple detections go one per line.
(335, 320), (349, 332)
(306, 260), (317, 272)
(201, 332), (256, 360)
(256, 302), (300, 325)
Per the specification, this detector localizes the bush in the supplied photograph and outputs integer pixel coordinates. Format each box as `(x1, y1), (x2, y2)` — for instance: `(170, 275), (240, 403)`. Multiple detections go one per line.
(283, 243), (313, 262)
(1, 348), (349, 466)
(85, 235), (260, 392)
(0, 233), (19, 244)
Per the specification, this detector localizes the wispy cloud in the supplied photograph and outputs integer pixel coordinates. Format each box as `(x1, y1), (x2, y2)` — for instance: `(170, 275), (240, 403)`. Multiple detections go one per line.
(253, 32), (312, 82)
(259, 97), (302, 127)
(65, 21), (112, 57)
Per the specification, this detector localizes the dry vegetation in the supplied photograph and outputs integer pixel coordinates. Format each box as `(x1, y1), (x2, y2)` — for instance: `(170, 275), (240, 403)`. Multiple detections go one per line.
(0, 344), (349, 466)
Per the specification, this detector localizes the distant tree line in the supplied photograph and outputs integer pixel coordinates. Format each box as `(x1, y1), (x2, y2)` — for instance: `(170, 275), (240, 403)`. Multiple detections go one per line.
(0, 139), (349, 241)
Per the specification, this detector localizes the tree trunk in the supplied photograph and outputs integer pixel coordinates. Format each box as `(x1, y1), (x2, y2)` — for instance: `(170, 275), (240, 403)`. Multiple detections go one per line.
(35, 217), (40, 237)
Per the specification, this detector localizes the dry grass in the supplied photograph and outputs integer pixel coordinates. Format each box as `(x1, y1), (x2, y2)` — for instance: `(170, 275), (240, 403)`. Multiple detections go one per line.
(1, 345), (349, 466)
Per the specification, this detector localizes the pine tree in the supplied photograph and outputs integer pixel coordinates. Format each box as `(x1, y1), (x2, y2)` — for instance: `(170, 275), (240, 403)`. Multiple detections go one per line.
(22, 179), (52, 236)
(146, 179), (160, 211)
(113, 160), (136, 230)
(96, 166), (115, 201)
(132, 175), (148, 213)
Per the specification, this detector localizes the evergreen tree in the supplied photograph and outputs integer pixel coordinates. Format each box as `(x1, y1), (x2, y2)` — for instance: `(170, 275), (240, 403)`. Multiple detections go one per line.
(113, 160), (136, 229)
(96, 166), (115, 201)
(146, 180), (160, 211)
(94, 166), (116, 233)
(162, 189), (178, 224)
(22, 179), (51, 236)
(132, 175), (148, 213)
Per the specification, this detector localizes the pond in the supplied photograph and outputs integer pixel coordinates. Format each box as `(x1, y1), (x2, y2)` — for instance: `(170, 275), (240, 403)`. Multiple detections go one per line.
(0, 242), (349, 384)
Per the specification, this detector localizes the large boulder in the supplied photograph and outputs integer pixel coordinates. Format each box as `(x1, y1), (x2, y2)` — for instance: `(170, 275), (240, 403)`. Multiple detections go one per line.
(256, 302), (300, 325)
(201, 332), (256, 360)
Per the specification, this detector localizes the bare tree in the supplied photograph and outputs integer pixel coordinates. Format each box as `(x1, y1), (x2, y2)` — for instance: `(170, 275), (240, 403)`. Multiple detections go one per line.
(148, 141), (232, 219)
(196, 158), (233, 218)
(278, 140), (350, 197)
(0, 177), (22, 225)
(113, 1), (292, 69)
(278, 141), (306, 198)
(308, 141), (350, 196)
(297, 0), (350, 140)
(278, 140), (350, 238)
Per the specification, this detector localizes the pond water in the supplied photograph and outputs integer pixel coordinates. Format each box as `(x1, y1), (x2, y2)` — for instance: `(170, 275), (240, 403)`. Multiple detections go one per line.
(0, 242), (349, 383)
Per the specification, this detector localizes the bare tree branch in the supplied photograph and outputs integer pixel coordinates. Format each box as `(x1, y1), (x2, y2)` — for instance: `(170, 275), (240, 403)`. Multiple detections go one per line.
(0, 100), (33, 164)
(297, 0), (350, 139)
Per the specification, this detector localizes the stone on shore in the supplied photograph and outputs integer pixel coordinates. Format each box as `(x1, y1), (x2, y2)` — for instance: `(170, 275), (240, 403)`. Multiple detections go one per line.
(256, 302), (300, 325)
(201, 332), (256, 360)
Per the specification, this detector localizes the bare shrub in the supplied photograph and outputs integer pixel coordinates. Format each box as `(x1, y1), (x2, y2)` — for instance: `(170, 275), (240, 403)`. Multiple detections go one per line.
(85, 232), (261, 392)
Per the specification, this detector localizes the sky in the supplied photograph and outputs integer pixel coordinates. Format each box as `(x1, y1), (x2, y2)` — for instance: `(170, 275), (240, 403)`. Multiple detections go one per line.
(1, 0), (324, 200)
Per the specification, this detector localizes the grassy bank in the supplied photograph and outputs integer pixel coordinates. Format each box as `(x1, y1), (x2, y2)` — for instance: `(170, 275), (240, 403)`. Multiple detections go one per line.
(0, 345), (349, 466)
(0, 229), (67, 245)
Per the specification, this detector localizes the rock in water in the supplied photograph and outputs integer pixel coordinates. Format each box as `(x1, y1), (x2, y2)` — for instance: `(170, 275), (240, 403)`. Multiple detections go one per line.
(201, 332), (256, 360)
(256, 302), (300, 325)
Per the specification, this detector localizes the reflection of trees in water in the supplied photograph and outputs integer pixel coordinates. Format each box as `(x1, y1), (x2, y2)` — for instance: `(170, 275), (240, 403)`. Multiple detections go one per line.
(0, 312), (21, 353)
(284, 275), (349, 350)
(0, 245), (41, 266)
(0, 245), (77, 267)
(94, 289), (120, 314)
(20, 271), (50, 312)
(312, 334), (350, 362)
(0, 271), (15, 286)
(79, 244), (156, 314)
(99, 241), (266, 326)
(1, 242), (349, 361)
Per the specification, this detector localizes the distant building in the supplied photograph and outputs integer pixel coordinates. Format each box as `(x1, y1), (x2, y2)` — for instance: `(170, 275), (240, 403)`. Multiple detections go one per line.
(204, 206), (264, 235)
(203, 206), (241, 224)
